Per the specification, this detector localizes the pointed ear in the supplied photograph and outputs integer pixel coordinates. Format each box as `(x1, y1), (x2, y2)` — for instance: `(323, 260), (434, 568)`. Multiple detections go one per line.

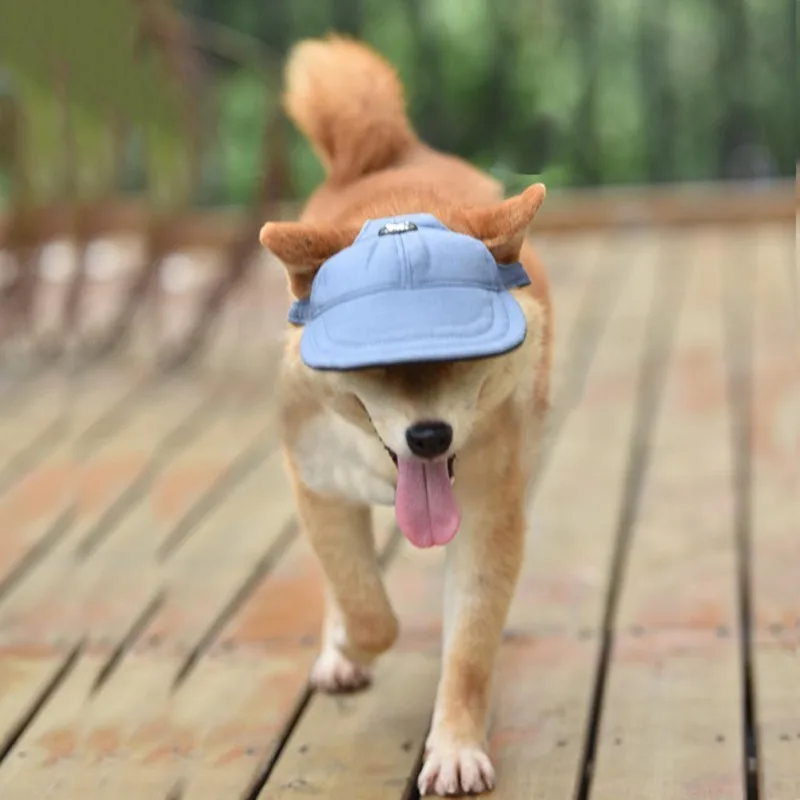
(259, 220), (360, 297)
(464, 183), (546, 263)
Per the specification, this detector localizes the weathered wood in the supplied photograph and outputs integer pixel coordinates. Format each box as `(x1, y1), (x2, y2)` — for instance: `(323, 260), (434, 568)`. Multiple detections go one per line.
(141, 446), (295, 652)
(45, 447), (297, 796)
(0, 401), (284, 795)
(750, 224), (799, 800)
(0, 223), (793, 798)
(0, 645), (77, 758)
(0, 370), (160, 596)
(257, 652), (440, 800)
(512, 232), (659, 632)
(0, 653), (97, 798)
(471, 234), (660, 800)
(0, 379), (275, 651)
(591, 229), (745, 800)
(0, 369), (137, 497)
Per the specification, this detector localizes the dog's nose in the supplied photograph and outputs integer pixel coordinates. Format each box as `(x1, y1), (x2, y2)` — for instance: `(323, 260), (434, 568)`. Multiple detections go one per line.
(406, 421), (453, 458)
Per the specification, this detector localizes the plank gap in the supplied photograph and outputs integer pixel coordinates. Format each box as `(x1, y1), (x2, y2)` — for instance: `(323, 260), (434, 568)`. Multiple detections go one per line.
(574, 253), (690, 800)
(722, 250), (762, 800)
(0, 416), (67, 497)
(73, 397), (220, 558)
(536, 245), (630, 480)
(172, 519), (299, 686)
(0, 505), (75, 606)
(157, 435), (276, 559)
(0, 642), (83, 766)
(240, 686), (315, 800)
(90, 589), (168, 693)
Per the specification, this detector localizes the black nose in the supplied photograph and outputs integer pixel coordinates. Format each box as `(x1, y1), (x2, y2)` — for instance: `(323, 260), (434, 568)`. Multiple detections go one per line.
(406, 421), (453, 458)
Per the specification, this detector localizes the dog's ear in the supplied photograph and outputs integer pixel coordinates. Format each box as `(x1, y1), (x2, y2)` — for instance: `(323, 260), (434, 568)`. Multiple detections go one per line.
(259, 221), (360, 297)
(464, 183), (546, 263)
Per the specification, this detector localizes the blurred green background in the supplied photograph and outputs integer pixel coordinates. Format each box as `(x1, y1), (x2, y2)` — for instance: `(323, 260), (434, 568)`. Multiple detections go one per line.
(0, 0), (795, 209)
(183, 0), (795, 204)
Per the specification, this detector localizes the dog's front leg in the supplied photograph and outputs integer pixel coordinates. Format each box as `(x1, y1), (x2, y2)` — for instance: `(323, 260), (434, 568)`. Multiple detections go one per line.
(418, 482), (525, 796)
(290, 472), (399, 693)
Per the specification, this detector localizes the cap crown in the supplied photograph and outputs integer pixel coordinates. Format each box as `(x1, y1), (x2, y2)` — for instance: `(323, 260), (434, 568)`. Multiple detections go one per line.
(289, 214), (512, 324)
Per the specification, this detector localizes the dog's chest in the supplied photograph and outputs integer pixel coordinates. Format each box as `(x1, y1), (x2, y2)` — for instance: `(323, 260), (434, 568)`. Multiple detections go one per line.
(291, 410), (397, 506)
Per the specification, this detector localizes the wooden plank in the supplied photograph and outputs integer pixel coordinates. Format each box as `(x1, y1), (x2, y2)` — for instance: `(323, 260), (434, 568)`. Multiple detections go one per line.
(543, 230), (630, 456)
(0, 653), (97, 798)
(36, 450), (300, 798)
(0, 368), (143, 494)
(0, 398), (273, 650)
(176, 650), (317, 800)
(0, 369), (155, 591)
(212, 504), (396, 654)
(591, 228), (745, 800)
(750, 223), (799, 800)
(53, 652), (239, 799)
(0, 396), (283, 794)
(0, 378), (65, 457)
(152, 440), (408, 798)
(188, 514), (421, 800)
(477, 233), (661, 799)
(141, 446), (296, 652)
(510, 231), (659, 633)
(77, 647), (316, 799)
(257, 652), (439, 800)
(0, 381), (217, 644)
(0, 645), (76, 758)
(4, 226), (788, 798)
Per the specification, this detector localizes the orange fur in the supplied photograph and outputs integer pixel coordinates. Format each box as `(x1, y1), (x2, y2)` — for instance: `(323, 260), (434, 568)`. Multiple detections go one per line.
(261, 36), (553, 797)
(283, 35), (417, 184)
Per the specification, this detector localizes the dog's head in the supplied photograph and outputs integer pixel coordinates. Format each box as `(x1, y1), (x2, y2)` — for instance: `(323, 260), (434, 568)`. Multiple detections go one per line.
(260, 184), (546, 462)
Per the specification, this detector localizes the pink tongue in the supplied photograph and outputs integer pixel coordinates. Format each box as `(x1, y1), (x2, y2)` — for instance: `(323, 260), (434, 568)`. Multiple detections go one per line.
(395, 457), (460, 548)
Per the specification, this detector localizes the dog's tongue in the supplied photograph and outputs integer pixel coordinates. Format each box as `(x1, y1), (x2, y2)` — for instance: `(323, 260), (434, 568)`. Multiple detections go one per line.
(395, 457), (460, 548)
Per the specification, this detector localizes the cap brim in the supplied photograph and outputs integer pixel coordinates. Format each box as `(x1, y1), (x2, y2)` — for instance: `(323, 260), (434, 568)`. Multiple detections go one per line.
(299, 286), (527, 370)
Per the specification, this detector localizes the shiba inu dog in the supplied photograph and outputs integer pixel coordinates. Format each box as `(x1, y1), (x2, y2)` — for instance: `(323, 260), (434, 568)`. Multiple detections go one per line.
(259, 35), (552, 797)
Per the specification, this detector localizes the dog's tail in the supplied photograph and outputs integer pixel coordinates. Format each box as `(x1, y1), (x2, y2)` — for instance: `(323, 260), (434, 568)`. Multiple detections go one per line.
(283, 35), (418, 184)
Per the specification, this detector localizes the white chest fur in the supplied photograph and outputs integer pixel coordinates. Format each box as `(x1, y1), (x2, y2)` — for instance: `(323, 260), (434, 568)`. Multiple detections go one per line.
(291, 410), (398, 506)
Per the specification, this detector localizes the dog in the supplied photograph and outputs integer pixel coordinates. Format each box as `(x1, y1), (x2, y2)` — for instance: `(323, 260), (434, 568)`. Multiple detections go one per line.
(259, 36), (552, 797)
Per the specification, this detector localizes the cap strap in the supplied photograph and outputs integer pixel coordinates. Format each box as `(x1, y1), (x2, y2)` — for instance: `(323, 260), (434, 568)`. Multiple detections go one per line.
(288, 297), (312, 325)
(497, 261), (531, 290)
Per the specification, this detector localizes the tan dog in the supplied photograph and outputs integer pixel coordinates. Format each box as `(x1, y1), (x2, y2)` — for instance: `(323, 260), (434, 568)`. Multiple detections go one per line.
(260, 36), (552, 797)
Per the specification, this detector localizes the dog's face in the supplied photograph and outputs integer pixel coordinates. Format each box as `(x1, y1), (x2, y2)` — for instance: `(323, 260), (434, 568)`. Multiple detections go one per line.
(262, 183), (546, 462)
(317, 346), (527, 461)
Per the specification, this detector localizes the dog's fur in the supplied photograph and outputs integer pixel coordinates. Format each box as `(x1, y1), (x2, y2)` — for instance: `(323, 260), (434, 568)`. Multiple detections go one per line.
(260, 36), (552, 797)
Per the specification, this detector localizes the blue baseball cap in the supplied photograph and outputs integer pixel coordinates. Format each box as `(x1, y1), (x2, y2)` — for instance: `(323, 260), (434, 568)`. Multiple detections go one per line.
(287, 213), (531, 370)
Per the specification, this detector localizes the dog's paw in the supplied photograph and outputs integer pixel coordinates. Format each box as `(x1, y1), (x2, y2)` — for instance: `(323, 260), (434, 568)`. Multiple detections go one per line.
(310, 647), (372, 693)
(417, 741), (496, 796)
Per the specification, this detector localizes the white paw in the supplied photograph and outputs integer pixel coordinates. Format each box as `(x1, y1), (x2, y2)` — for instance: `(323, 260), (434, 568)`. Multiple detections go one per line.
(310, 647), (372, 693)
(418, 741), (496, 796)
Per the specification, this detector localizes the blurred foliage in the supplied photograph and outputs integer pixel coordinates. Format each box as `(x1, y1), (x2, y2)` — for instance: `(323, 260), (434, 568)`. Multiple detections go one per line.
(183, 0), (795, 205)
(0, 0), (795, 209)
(0, 0), (195, 209)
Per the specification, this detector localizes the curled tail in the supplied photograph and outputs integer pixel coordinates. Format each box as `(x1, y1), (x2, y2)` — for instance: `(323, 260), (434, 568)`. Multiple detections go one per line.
(282, 35), (418, 184)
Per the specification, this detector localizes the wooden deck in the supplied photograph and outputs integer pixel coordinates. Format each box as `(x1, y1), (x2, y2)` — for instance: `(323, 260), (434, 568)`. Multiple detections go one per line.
(0, 222), (796, 799)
